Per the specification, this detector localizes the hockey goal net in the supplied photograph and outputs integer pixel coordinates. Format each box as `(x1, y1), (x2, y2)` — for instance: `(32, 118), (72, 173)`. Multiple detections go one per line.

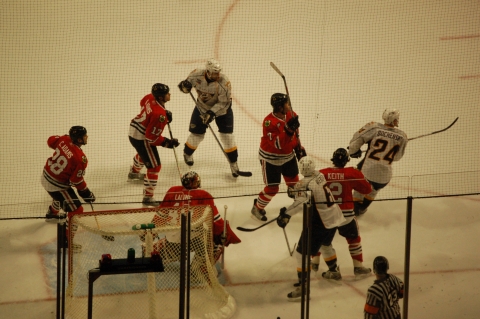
(65, 204), (235, 319)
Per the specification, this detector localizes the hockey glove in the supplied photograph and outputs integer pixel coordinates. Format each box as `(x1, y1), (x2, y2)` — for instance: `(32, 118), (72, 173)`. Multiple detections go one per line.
(178, 80), (192, 94)
(78, 188), (96, 203)
(350, 149), (362, 158)
(161, 137), (180, 149)
(166, 110), (173, 123)
(285, 116), (300, 136)
(201, 110), (216, 125)
(276, 207), (291, 228)
(294, 145), (307, 160)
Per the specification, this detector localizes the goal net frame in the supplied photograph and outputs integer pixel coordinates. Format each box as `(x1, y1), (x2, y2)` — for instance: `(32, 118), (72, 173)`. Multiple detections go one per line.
(64, 204), (236, 319)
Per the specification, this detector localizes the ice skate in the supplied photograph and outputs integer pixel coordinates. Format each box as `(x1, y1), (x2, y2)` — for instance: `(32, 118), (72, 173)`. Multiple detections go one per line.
(45, 208), (65, 223)
(142, 196), (160, 207)
(127, 167), (145, 183)
(230, 161), (239, 177)
(312, 263), (319, 272)
(250, 199), (267, 222)
(354, 266), (372, 279)
(183, 153), (194, 166)
(322, 266), (342, 281)
(287, 286), (309, 302)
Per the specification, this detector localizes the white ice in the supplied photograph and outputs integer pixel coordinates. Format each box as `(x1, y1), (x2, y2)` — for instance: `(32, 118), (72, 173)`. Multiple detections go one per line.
(0, 0), (479, 318)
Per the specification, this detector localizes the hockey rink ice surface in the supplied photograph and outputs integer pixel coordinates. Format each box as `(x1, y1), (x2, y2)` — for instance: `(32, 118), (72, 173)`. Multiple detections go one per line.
(1, 1), (479, 318)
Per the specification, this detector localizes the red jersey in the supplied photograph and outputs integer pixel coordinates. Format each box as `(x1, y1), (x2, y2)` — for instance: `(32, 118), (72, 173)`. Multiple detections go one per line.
(319, 166), (372, 212)
(258, 111), (300, 165)
(157, 186), (224, 236)
(128, 93), (169, 146)
(42, 135), (88, 192)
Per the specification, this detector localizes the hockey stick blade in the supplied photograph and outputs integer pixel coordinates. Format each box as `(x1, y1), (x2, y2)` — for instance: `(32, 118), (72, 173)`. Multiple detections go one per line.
(270, 62), (285, 78)
(408, 117), (458, 141)
(235, 170), (252, 177)
(236, 218), (276, 232)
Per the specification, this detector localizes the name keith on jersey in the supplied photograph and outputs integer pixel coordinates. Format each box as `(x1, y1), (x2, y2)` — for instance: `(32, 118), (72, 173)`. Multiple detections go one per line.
(377, 130), (403, 141)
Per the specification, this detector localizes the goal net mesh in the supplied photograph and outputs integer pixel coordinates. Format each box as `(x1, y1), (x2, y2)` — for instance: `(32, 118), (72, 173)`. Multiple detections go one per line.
(65, 204), (235, 319)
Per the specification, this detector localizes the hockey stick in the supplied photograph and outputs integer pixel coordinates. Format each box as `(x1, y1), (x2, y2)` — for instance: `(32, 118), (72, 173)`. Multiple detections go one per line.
(166, 119), (182, 180)
(283, 228), (296, 256)
(270, 62), (305, 153)
(357, 117), (459, 154)
(89, 203), (115, 241)
(188, 91), (252, 177)
(408, 117), (458, 141)
(236, 218), (276, 232)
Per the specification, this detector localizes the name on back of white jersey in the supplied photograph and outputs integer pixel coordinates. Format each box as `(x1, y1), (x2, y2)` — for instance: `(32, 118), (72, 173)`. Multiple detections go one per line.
(376, 130), (403, 141)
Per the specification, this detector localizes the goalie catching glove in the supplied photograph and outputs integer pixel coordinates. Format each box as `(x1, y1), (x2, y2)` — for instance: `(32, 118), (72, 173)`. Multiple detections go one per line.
(276, 207), (291, 228)
(161, 137), (180, 149)
(178, 80), (192, 94)
(213, 221), (241, 247)
(285, 116), (300, 136)
(78, 188), (95, 203)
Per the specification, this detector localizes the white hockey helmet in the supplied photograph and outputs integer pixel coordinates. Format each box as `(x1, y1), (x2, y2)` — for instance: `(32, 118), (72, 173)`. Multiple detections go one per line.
(298, 156), (316, 177)
(382, 108), (400, 125)
(205, 58), (222, 73)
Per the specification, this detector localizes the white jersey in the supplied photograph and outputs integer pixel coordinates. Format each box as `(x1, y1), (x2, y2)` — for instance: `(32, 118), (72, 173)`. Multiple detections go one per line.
(185, 68), (232, 116)
(285, 171), (345, 229)
(349, 122), (407, 184)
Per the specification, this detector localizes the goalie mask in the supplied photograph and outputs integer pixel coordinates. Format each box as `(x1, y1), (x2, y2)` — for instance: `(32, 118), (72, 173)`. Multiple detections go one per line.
(298, 156), (316, 177)
(331, 148), (350, 168)
(382, 108), (400, 126)
(181, 171), (201, 189)
(69, 126), (87, 145)
(373, 256), (389, 275)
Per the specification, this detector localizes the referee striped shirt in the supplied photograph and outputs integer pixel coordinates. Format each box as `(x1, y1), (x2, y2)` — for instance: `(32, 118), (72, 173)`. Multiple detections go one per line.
(364, 274), (404, 319)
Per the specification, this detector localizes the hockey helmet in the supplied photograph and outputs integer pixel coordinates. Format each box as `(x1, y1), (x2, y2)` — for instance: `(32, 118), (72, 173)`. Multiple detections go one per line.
(69, 126), (87, 144)
(152, 83), (170, 101)
(299, 156), (316, 177)
(270, 93), (289, 112)
(331, 148), (350, 168)
(373, 256), (389, 275)
(181, 171), (201, 189)
(382, 108), (400, 126)
(205, 58), (222, 73)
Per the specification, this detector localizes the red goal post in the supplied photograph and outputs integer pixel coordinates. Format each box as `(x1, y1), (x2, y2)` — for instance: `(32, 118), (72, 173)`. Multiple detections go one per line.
(65, 204), (236, 319)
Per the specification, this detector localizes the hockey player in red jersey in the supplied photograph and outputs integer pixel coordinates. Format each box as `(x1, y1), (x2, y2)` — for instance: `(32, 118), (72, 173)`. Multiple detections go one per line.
(128, 83), (180, 206)
(315, 148), (373, 278)
(41, 126), (95, 222)
(251, 93), (305, 221)
(152, 171), (241, 250)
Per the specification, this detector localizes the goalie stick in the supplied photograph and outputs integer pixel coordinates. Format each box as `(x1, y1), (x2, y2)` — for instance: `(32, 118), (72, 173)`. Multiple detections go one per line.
(236, 218), (276, 232)
(188, 92), (252, 177)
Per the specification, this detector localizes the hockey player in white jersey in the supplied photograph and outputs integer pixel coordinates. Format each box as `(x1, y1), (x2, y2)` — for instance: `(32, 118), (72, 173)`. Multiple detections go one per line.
(178, 58), (245, 177)
(275, 156), (345, 301)
(348, 109), (408, 215)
